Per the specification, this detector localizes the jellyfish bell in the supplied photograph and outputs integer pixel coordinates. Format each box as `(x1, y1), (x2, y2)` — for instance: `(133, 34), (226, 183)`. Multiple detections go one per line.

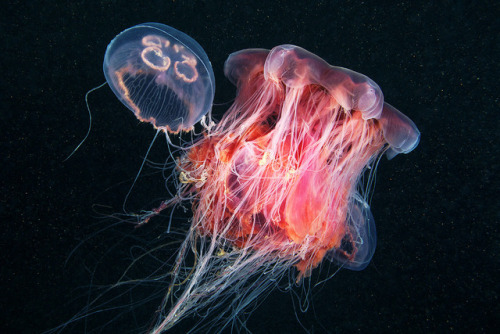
(103, 22), (215, 133)
(262, 44), (385, 119)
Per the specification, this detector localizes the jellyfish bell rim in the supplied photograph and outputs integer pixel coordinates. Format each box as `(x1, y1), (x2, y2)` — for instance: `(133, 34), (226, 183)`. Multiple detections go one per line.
(325, 196), (377, 271)
(379, 103), (421, 159)
(223, 48), (269, 87)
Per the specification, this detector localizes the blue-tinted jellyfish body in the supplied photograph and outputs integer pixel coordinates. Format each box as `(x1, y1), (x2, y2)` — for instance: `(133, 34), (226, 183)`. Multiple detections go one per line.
(103, 23), (215, 133)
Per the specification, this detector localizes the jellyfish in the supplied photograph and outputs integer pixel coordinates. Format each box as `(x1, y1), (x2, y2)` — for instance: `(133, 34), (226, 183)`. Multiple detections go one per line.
(97, 24), (420, 334)
(103, 22), (215, 133)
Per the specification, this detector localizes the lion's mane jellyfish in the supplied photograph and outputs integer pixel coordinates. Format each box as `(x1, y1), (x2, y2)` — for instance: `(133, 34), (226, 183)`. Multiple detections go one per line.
(101, 24), (420, 334)
(141, 45), (420, 333)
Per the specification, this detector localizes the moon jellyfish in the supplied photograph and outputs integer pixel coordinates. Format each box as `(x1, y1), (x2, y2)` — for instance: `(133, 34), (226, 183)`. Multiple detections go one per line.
(103, 22), (215, 133)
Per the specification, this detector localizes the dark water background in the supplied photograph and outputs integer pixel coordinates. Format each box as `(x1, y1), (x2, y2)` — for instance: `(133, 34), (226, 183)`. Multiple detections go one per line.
(2, 1), (498, 333)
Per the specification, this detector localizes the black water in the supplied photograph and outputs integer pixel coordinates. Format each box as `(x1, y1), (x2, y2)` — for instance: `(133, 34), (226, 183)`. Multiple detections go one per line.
(2, 1), (498, 333)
